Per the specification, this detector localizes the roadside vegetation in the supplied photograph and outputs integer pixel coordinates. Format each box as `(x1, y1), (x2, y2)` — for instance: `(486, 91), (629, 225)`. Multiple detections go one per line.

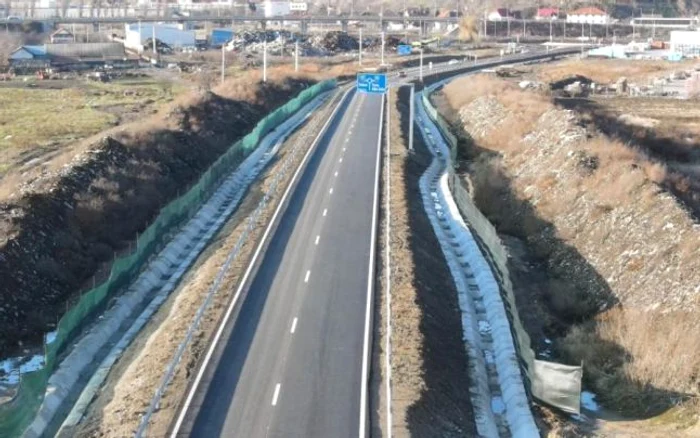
(437, 72), (700, 432)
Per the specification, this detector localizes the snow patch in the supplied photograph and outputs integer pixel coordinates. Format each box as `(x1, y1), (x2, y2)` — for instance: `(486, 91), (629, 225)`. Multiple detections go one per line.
(0, 354), (46, 386)
(478, 320), (492, 335)
(581, 390), (600, 412)
(491, 396), (506, 415)
(46, 331), (57, 344)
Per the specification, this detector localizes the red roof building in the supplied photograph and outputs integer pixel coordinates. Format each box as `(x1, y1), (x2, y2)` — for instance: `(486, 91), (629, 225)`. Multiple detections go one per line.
(536, 7), (560, 19)
(570, 7), (607, 15)
(567, 6), (610, 24)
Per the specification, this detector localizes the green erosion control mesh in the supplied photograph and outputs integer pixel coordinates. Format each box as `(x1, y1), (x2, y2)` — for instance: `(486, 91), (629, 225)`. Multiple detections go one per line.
(0, 79), (337, 438)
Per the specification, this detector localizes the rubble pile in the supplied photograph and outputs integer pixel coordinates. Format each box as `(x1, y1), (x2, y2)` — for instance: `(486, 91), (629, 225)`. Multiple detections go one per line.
(550, 65), (700, 99)
(314, 31), (359, 52)
(226, 30), (401, 57)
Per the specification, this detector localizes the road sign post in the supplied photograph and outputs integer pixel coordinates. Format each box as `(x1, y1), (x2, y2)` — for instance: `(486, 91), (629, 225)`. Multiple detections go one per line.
(356, 73), (388, 94)
(359, 27), (363, 66)
(409, 84), (414, 151)
(295, 39), (299, 72)
(419, 48), (423, 81)
(381, 31), (385, 65)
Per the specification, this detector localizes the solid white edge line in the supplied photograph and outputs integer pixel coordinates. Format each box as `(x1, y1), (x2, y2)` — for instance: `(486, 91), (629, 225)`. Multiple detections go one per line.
(291, 317), (298, 334)
(358, 92), (385, 438)
(170, 86), (353, 438)
(272, 383), (281, 406)
(384, 91), (393, 438)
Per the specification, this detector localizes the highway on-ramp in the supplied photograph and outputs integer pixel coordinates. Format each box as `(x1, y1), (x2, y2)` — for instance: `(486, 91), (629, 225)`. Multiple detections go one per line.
(171, 89), (384, 438)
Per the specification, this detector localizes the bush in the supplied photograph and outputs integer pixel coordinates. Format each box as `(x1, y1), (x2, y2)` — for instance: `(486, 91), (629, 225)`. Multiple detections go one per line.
(561, 307), (700, 416)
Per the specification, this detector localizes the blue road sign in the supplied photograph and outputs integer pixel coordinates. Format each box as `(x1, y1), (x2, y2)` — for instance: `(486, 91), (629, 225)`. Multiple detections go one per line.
(397, 45), (412, 55)
(356, 73), (388, 94)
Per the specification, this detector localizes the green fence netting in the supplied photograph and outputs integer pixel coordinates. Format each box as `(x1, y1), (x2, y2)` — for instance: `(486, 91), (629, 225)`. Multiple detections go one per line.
(0, 79), (337, 438)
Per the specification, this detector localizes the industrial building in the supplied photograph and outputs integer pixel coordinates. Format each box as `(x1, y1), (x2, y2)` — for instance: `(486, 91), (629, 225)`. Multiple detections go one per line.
(124, 23), (196, 53)
(8, 43), (131, 72)
(263, 1), (291, 17)
(670, 31), (700, 57)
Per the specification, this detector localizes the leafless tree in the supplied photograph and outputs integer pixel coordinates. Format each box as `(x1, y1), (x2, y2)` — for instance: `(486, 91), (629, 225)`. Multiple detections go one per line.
(60, 0), (70, 18)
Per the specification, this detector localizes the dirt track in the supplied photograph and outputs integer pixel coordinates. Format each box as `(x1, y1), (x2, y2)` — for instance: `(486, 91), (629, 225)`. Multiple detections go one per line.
(381, 86), (477, 437)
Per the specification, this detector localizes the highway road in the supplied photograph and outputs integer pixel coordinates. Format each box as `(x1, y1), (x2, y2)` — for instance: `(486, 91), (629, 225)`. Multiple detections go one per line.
(172, 89), (383, 438)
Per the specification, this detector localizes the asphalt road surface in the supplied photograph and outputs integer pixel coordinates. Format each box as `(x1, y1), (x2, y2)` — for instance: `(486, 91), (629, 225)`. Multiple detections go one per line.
(173, 90), (384, 438)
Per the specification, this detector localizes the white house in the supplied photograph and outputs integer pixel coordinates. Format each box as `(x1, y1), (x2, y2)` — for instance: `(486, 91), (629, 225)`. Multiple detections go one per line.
(566, 7), (610, 25)
(289, 1), (307, 12)
(263, 1), (290, 17)
(50, 28), (74, 43)
(124, 23), (196, 52)
(670, 31), (700, 56)
(488, 8), (512, 21)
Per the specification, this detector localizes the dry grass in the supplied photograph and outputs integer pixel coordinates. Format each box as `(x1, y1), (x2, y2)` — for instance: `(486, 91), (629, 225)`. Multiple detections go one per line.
(444, 74), (547, 148)
(442, 73), (700, 419)
(536, 58), (698, 84)
(561, 307), (700, 416)
(0, 77), (182, 178)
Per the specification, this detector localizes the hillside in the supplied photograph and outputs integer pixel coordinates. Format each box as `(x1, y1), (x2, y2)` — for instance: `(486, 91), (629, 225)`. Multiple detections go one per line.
(435, 73), (700, 434)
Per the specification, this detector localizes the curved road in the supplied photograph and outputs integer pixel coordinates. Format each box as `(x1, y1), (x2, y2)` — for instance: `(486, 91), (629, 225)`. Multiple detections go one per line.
(172, 89), (384, 438)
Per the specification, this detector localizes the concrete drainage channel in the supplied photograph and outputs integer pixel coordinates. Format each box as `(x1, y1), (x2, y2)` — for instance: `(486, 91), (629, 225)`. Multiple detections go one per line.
(23, 90), (333, 438)
(414, 89), (538, 438)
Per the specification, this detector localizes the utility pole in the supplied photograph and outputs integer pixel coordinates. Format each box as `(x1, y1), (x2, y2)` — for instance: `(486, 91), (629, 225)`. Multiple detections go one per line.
(359, 26), (363, 66)
(419, 48), (423, 81)
(263, 38), (267, 82)
(409, 84), (414, 151)
(152, 24), (156, 57)
(295, 39), (299, 72)
(221, 44), (225, 84)
(381, 31), (385, 65)
(549, 17), (553, 41)
(138, 20), (142, 49)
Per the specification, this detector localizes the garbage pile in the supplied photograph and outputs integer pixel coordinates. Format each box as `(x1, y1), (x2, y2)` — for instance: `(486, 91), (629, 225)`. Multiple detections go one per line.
(144, 38), (174, 54)
(226, 30), (403, 57)
(313, 31), (359, 52)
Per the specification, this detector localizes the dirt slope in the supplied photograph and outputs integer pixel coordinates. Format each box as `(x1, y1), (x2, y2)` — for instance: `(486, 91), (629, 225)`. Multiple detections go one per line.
(0, 74), (315, 358)
(382, 86), (477, 437)
(435, 74), (700, 431)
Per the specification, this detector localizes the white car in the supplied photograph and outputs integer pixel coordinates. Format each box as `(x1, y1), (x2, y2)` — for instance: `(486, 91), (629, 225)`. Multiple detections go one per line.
(448, 59), (459, 65)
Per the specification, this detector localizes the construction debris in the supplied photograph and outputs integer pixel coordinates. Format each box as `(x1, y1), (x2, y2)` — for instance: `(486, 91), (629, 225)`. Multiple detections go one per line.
(225, 30), (402, 57)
